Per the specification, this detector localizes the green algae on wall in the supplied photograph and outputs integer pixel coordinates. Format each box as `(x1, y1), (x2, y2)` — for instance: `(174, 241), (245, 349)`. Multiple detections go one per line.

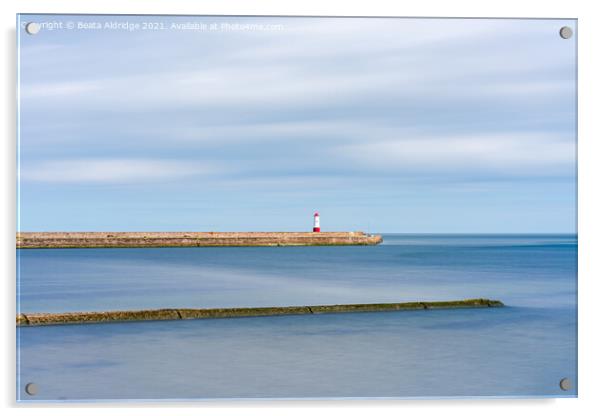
(17, 299), (504, 327)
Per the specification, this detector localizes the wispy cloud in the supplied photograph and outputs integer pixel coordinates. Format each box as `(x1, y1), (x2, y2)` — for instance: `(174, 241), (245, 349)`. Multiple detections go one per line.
(21, 80), (101, 98)
(338, 134), (575, 174)
(21, 158), (219, 184)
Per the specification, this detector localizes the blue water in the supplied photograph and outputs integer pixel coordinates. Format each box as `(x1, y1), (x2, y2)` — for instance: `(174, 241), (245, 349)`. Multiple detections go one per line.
(16, 234), (577, 400)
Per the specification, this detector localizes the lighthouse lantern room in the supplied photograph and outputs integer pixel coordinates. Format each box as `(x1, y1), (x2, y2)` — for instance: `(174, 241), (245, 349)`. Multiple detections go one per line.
(313, 212), (321, 232)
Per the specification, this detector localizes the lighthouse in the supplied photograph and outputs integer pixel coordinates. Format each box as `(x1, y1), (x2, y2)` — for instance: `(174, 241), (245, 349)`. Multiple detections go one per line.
(313, 212), (321, 232)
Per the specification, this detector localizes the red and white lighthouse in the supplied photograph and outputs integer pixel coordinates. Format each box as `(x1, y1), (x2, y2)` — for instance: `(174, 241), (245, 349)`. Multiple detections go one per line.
(313, 212), (320, 232)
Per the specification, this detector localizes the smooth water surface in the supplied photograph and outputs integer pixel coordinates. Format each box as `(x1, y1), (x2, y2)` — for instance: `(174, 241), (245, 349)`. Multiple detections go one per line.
(17, 234), (577, 400)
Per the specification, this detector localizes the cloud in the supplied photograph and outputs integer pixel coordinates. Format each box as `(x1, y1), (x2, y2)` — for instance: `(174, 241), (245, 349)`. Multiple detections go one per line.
(20, 80), (101, 98)
(338, 133), (575, 174)
(19, 18), (574, 118)
(21, 158), (218, 184)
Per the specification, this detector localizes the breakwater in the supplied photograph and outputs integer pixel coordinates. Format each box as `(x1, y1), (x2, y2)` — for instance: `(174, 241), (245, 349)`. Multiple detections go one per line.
(17, 299), (503, 326)
(16, 231), (383, 248)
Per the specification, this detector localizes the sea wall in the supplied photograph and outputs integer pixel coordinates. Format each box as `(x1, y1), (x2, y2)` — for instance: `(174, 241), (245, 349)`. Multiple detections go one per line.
(17, 299), (504, 326)
(16, 231), (383, 248)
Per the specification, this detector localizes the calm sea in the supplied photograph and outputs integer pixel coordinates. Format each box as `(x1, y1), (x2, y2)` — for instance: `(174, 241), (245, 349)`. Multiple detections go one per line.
(16, 234), (577, 400)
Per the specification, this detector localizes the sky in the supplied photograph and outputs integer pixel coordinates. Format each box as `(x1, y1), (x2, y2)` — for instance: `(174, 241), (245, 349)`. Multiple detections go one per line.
(17, 16), (577, 233)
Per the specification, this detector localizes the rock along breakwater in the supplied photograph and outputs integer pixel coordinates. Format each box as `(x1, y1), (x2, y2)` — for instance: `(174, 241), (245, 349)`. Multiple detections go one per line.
(17, 299), (504, 327)
(16, 231), (383, 248)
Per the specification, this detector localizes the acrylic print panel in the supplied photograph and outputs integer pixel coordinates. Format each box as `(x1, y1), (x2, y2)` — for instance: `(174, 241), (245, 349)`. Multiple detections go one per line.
(16, 15), (577, 401)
